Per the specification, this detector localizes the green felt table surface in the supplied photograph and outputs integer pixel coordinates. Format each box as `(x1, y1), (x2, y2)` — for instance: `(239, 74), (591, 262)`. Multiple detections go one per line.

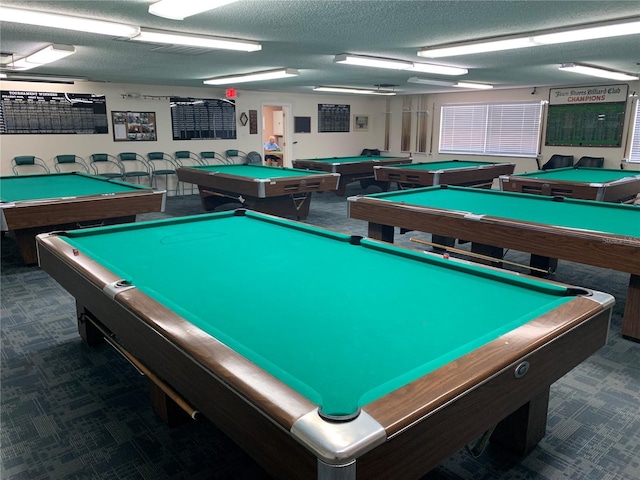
(187, 164), (328, 178)
(388, 160), (505, 170)
(60, 211), (576, 417)
(0, 172), (149, 203)
(296, 155), (404, 164)
(514, 167), (640, 182)
(366, 186), (640, 238)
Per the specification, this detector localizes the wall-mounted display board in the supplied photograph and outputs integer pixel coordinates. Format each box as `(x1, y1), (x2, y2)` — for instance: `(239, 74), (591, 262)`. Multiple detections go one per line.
(318, 104), (350, 132)
(294, 116), (311, 133)
(545, 84), (627, 147)
(112, 111), (157, 141)
(0, 91), (108, 134)
(249, 110), (258, 135)
(170, 97), (236, 140)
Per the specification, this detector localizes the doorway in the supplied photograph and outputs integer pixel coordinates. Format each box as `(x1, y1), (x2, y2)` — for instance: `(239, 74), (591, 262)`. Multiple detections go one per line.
(262, 103), (291, 167)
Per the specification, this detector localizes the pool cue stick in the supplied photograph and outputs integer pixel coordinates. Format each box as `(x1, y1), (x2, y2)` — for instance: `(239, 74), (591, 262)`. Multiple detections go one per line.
(90, 318), (200, 420)
(409, 237), (550, 275)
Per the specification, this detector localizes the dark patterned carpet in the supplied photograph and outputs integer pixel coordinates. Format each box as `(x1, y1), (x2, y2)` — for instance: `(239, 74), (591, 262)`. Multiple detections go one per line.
(2, 183), (639, 480)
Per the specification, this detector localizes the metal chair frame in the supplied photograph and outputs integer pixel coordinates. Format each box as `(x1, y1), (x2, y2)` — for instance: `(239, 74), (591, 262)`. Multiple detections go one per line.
(11, 156), (50, 175)
(175, 151), (205, 195)
(225, 149), (249, 164)
(89, 153), (124, 179)
(147, 152), (179, 195)
(117, 152), (152, 186)
(199, 151), (228, 165)
(54, 154), (89, 173)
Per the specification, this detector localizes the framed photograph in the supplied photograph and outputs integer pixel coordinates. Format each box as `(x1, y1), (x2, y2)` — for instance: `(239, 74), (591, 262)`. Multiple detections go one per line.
(354, 114), (369, 132)
(112, 111), (157, 141)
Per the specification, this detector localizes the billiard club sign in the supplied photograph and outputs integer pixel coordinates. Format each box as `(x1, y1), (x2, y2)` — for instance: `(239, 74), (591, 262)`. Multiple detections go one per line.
(549, 84), (628, 105)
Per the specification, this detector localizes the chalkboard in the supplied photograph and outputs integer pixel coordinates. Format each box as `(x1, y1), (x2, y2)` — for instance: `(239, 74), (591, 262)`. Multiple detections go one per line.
(545, 102), (625, 147)
(0, 90), (108, 134)
(170, 97), (236, 140)
(318, 104), (350, 132)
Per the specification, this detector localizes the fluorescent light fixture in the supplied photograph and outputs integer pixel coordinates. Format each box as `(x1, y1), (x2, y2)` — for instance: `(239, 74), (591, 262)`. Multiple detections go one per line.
(6, 58), (35, 71)
(453, 81), (494, 90)
(418, 17), (640, 57)
(1, 73), (86, 83)
(149, 0), (239, 20)
(334, 54), (411, 70)
(25, 44), (75, 64)
(313, 86), (396, 96)
(132, 27), (261, 52)
(407, 77), (455, 87)
(0, 73), (7, 79)
(7, 44), (75, 71)
(204, 68), (299, 85)
(558, 63), (639, 81)
(534, 19), (640, 44)
(409, 63), (467, 75)
(334, 54), (467, 75)
(0, 6), (140, 37)
(418, 37), (535, 58)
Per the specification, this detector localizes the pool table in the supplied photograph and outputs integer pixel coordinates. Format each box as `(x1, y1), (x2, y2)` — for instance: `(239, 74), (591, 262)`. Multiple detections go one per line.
(499, 167), (640, 203)
(348, 186), (640, 341)
(36, 210), (613, 480)
(292, 155), (412, 195)
(176, 164), (339, 219)
(0, 172), (166, 264)
(375, 160), (516, 189)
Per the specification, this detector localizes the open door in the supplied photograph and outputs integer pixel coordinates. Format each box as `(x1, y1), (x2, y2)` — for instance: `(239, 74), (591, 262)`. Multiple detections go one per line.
(262, 104), (291, 167)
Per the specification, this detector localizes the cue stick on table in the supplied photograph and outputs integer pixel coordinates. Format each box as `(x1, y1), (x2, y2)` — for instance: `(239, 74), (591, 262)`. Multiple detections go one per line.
(409, 237), (550, 275)
(88, 317), (200, 420)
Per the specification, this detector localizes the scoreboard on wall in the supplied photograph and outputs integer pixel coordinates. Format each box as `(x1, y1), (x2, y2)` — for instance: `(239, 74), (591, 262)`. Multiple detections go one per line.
(545, 84), (628, 147)
(0, 91), (108, 135)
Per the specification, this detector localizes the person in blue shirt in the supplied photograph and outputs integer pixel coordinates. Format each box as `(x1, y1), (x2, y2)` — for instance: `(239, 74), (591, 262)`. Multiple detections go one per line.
(264, 136), (279, 151)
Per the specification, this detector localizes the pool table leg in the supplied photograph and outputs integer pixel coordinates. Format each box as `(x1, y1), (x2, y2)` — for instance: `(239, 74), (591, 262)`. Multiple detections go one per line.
(149, 381), (192, 427)
(77, 304), (104, 346)
(530, 255), (558, 276)
(622, 274), (640, 342)
(470, 243), (503, 268)
(491, 388), (550, 453)
(77, 305), (193, 427)
(318, 460), (356, 480)
(368, 222), (395, 243)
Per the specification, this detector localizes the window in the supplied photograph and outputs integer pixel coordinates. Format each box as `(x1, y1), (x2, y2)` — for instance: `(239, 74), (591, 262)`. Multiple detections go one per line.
(628, 101), (640, 163)
(415, 95), (429, 154)
(401, 97), (412, 152)
(439, 102), (542, 157)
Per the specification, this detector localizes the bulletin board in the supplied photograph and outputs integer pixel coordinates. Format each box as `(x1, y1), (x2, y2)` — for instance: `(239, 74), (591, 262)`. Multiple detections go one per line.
(112, 111), (157, 141)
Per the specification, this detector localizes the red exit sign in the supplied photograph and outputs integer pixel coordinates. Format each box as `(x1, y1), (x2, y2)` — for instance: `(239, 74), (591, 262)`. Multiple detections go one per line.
(225, 88), (237, 99)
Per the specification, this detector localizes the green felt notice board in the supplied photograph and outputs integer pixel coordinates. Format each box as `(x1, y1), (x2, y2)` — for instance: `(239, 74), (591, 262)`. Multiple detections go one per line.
(545, 102), (625, 147)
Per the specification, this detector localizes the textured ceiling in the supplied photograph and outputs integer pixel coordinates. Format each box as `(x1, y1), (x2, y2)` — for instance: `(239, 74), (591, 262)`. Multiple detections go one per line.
(1, 0), (639, 94)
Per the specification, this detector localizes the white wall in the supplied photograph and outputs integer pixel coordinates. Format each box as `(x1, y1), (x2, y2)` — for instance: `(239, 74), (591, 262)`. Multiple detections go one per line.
(1, 79), (638, 176)
(387, 81), (640, 173)
(0, 80), (387, 176)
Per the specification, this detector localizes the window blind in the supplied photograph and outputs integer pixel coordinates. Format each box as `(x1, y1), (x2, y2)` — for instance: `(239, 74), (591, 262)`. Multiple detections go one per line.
(440, 102), (541, 157)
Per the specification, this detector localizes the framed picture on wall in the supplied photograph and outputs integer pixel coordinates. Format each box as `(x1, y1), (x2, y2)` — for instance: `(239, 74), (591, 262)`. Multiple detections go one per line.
(354, 114), (369, 132)
(294, 116), (311, 133)
(112, 111), (157, 141)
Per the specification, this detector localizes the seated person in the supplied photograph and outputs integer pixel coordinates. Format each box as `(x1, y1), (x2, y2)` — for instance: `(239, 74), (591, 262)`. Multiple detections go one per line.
(264, 136), (280, 151)
(264, 136), (281, 166)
